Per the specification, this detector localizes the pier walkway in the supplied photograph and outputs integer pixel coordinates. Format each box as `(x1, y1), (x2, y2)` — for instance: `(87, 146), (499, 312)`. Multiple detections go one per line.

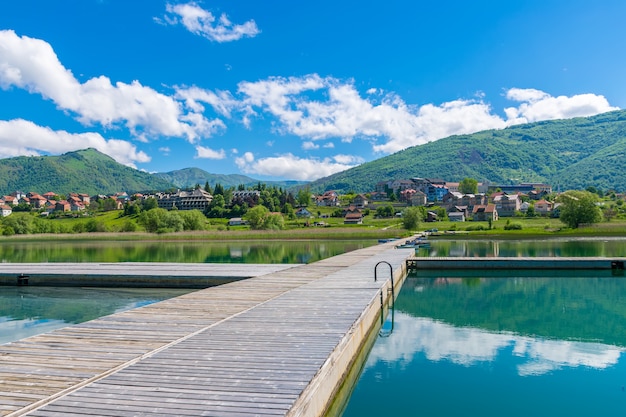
(0, 242), (411, 417)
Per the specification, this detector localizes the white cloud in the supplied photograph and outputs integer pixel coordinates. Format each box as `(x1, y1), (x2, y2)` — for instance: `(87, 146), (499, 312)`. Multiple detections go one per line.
(333, 154), (364, 165)
(0, 30), (220, 143)
(302, 141), (319, 150)
(0, 119), (149, 167)
(161, 2), (260, 42)
(159, 146), (171, 155)
(504, 88), (618, 124)
(226, 75), (618, 154)
(323, 142), (335, 148)
(195, 145), (226, 159)
(235, 152), (357, 180)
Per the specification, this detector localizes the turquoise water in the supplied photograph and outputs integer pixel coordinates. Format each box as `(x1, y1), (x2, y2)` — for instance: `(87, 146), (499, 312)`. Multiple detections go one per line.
(0, 286), (193, 345)
(341, 272), (626, 416)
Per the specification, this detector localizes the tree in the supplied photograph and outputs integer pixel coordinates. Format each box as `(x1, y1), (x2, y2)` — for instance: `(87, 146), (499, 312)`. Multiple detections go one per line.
(138, 208), (184, 233)
(459, 177), (478, 194)
(179, 210), (208, 231)
(264, 213), (285, 230)
(296, 187), (311, 207)
(142, 197), (158, 211)
(402, 207), (421, 230)
(557, 190), (602, 228)
(244, 205), (269, 229)
(376, 205), (394, 218)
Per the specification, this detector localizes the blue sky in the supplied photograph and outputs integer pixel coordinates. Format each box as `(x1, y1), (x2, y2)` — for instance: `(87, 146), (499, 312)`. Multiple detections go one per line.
(0, 1), (623, 181)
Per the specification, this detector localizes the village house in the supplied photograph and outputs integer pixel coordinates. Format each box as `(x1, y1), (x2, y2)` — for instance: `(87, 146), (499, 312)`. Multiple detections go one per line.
(410, 190), (427, 206)
(448, 211), (465, 222)
(472, 204), (499, 221)
(0, 204), (12, 217)
(493, 193), (521, 217)
(352, 194), (369, 208)
(55, 200), (71, 212)
(425, 183), (449, 202)
(368, 191), (387, 201)
(425, 211), (438, 222)
(295, 207), (313, 218)
(228, 217), (246, 226)
(231, 190), (260, 206)
(344, 211), (363, 224)
(534, 199), (553, 216)
(399, 189), (416, 203)
(390, 179), (415, 194)
(154, 188), (213, 211)
(315, 191), (340, 207)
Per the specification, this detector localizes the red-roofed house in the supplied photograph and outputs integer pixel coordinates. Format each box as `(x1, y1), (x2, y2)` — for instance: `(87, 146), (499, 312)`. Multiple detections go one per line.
(0, 205), (12, 217)
(55, 200), (70, 212)
(472, 204), (498, 221)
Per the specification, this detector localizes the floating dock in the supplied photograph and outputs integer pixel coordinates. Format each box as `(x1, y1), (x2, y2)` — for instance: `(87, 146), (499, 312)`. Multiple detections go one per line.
(0, 263), (301, 288)
(0, 242), (411, 416)
(406, 256), (626, 270)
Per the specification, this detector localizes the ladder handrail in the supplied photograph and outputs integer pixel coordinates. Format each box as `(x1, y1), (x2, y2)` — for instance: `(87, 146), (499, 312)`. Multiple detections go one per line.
(375, 261), (395, 337)
(374, 260), (394, 309)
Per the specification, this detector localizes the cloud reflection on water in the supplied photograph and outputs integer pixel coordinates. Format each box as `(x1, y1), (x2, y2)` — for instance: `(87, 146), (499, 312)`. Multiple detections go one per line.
(366, 312), (622, 376)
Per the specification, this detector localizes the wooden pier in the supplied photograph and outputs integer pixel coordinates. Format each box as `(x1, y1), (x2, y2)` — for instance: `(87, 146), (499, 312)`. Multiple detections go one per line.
(0, 242), (411, 416)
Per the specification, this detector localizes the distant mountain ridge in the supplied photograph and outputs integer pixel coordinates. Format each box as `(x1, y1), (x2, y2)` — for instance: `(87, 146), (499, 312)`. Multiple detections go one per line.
(0, 149), (308, 196)
(305, 109), (626, 193)
(154, 168), (307, 190)
(0, 149), (174, 196)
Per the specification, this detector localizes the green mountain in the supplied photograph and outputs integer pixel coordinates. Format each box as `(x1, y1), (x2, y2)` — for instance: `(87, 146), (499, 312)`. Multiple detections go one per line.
(307, 109), (626, 193)
(155, 168), (308, 190)
(0, 148), (175, 196)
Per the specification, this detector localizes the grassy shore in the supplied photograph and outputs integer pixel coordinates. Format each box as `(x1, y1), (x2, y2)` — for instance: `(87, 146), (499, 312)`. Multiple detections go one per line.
(2, 218), (626, 242)
(2, 210), (626, 242)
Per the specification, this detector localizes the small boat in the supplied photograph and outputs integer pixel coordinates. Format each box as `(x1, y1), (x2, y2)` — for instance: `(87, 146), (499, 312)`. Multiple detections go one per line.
(378, 238), (399, 244)
(395, 238), (430, 249)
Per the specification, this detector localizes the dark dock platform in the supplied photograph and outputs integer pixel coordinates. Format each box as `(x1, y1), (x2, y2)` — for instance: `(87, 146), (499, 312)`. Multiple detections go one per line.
(406, 256), (626, 270)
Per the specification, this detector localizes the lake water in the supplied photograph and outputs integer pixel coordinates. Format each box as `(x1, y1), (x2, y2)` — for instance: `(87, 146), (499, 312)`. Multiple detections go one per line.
(416, 237), (626, 258)
(0, 239), (376, 263)
(0, 286), (193, 345)
(340, 269), (626, 416)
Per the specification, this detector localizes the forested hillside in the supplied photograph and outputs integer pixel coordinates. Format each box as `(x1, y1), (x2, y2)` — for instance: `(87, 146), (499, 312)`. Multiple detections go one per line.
(0, 149), (174, 195)
(306, 110), (626, 193)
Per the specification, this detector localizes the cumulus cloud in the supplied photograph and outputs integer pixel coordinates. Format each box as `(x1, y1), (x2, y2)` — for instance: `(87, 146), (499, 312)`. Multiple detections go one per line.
(0, 119), (149, 167)
(504, 87), (618, 124)
(196, 74), (617, 155)
(160, 2), (260, 42)
(195, 145), (226, 159)
(0, 30), (220, 143)
(235, 152), (360, 180)
(302, 141), (319, 150)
